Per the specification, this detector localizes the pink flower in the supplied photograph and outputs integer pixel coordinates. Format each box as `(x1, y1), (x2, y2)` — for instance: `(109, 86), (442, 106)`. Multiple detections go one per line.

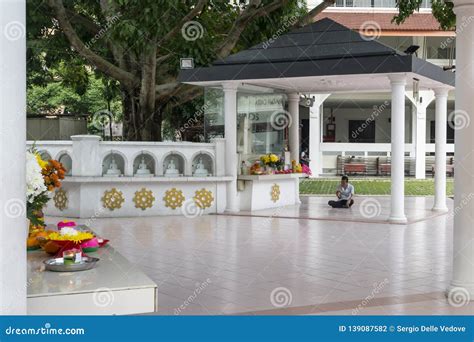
(302, 164), (312, 176)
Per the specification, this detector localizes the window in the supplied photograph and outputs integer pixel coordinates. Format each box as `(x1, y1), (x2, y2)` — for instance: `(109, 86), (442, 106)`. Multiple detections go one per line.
(334, 0), (431, 8)
(349, 120), (376, 143)
(236, 93), (287, 161)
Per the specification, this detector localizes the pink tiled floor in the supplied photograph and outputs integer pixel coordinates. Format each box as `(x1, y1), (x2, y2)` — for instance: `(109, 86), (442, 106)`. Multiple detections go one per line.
(46, 196), (474, 315)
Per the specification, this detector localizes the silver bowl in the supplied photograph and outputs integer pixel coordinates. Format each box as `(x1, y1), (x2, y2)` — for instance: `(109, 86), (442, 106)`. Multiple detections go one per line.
(43, 257), (99, 272)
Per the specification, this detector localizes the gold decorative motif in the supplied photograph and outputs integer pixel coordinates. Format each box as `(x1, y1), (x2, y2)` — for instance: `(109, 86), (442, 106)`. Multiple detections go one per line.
(163, 188), (185, 209)
(53, 188), (68, 211)
(193, 188), (214, 209)
(133, 188), (155, 211)
(102, 188), (125, 210)
(271, 184), (280, 203)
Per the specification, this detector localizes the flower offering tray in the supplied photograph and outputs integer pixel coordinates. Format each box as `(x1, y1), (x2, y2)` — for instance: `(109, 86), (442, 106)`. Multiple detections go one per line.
(43, 256), (99, 272)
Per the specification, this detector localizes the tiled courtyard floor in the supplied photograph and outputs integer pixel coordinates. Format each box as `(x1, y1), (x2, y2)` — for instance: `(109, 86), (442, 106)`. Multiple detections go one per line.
(47, 196), (474, 315)
(229, 195), (448, 224)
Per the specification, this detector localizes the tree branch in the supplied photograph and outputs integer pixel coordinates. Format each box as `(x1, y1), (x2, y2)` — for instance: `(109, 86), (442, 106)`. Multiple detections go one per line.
(215, 0), (290, 59)
(294, 0), (335, 27)
(48, 0), (138, 89)
(157, 0), (208, 47)
(64, 8), (101, 36)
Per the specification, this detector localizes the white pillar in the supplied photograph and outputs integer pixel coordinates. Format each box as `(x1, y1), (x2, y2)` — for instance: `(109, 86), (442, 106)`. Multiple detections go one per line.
(223, 83), (239, 212)
(414, 106), (427, 179)
(0, 0), (27, 314)
(410, 103), (417, 158)
(432, 88), (449, 212)
(388, 75), (407, 224)
(212, 138), (226, 177)
(449, 0), (474, 300)
(288, 93), (300, 163)
(71, 135), (101, 176)
(406, 90), (435, 179)
(309, 94), (330, 178)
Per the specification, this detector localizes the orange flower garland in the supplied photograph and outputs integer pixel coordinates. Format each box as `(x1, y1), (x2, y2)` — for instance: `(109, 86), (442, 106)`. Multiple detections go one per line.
(42, 159), (66, 191)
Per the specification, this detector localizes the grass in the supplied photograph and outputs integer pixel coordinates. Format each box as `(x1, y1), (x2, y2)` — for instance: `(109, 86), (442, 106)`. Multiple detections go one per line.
(300, 178), (454, 196)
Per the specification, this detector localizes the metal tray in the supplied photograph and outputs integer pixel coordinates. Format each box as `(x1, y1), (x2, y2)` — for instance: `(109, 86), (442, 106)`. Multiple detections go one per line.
(43, 257), (99, 272)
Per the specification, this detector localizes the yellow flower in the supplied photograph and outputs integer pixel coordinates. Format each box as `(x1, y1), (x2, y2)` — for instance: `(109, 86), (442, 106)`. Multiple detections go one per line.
(35, 153), (48, 169)
(270, 154), (279, 163)
(48, 231), (94, 243)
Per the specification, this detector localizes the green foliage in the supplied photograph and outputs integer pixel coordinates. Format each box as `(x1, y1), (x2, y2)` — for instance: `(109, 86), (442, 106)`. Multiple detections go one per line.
(26, 0), (308, 140)
(393, 0), (455, 30)
(27, 73), (122, 116)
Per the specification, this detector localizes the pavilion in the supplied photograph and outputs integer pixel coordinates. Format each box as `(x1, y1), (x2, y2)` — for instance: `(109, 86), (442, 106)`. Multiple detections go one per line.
(179, 18), (455, 224)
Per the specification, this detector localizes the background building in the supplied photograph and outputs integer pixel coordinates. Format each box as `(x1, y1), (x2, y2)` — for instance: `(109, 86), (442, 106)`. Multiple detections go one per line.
(301, 0), (455, 176)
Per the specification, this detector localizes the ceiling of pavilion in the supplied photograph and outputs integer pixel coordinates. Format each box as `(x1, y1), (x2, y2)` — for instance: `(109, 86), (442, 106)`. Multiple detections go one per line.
(178, 18), (454, 90)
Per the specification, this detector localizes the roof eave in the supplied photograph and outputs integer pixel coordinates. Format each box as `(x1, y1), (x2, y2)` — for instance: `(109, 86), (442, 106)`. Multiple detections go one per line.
(179, 54), (414, 84)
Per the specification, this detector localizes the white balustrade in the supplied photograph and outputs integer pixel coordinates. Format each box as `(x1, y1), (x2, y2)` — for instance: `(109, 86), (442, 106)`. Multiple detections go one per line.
(26, 136), (230, 218)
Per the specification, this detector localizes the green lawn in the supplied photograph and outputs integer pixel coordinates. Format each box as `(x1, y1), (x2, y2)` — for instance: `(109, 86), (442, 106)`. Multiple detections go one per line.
(300, 178), (454, 196)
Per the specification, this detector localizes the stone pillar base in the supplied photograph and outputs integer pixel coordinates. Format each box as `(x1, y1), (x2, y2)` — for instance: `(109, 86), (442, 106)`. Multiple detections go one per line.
(388, 215), (408, 224)
(432, 206), (449, 213)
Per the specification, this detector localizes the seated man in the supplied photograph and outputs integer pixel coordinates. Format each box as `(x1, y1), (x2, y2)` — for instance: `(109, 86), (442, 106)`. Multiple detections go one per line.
(328, 175), (355, 208)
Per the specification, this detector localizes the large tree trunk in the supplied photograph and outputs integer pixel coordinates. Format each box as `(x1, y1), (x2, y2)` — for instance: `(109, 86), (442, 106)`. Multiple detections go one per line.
(138, 46), (157, 141)
(121, 89), (137, 140)
(121, 47), (163, 141)
(122, 88), (163, 141)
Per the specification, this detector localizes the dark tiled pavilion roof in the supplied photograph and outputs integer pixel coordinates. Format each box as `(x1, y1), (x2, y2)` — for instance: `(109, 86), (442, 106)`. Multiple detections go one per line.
(178, 18), (454, 88)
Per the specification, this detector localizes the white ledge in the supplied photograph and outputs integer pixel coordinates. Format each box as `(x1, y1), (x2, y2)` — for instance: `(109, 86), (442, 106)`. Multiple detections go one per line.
(63, 176), (234, 183)
(238, 174), (307, 181)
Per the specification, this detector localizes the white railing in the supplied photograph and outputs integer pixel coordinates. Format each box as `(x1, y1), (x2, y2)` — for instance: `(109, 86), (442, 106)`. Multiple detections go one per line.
(321, 142), (455, 154)
(27, 136), (226, 178)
